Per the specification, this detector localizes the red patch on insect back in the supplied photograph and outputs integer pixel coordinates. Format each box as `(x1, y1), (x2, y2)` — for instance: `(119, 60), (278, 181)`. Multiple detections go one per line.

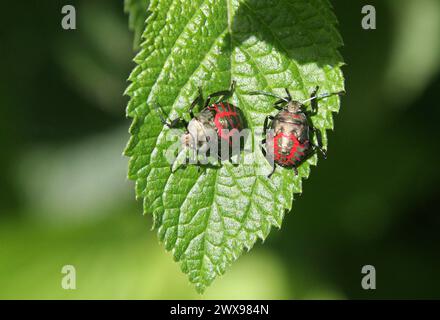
(273, 132), (306, 166)
(209, 102), (242, 143)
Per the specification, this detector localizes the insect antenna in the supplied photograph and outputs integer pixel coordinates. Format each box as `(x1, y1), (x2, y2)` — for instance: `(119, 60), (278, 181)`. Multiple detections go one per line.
(301, 90), (345, 104)
(284, 88), (292, 101)
(153, 103), (174, 128)
(248, 90), (289, 102)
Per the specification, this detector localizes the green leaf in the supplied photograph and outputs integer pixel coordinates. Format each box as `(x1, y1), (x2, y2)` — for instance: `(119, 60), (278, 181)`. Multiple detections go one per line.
(124, 0), (150, 50)
(125, 0), (344, 293)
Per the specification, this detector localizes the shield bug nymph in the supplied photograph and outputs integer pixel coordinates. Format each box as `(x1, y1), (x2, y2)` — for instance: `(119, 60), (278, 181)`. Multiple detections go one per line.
(155, 81), (248, 169)
(250, 86), (344, 178)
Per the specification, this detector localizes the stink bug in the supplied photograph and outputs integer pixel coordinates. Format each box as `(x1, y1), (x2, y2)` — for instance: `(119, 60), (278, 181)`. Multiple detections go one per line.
(250, 86), (344, 178)
(155, 81), (247, 169)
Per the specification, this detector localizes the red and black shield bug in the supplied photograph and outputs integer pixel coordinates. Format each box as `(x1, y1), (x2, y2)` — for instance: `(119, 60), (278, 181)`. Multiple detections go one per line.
(155, 81), (248, 168)
(250, 86), (344, 178)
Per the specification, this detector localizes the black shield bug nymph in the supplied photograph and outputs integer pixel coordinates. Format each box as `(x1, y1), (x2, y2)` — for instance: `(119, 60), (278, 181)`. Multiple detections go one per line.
(250, 86), (344, 178)
(155, 81), (248, 170)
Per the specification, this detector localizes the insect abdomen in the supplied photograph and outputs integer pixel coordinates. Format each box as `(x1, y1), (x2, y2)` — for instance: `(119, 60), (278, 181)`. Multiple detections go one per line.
(208, 102), (244, 141)
(273, 132), (309, 166)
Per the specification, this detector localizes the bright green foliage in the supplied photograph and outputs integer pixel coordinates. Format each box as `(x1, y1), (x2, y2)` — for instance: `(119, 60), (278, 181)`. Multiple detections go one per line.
(124, 0), (150, 50)
(125, 0), (344, 293)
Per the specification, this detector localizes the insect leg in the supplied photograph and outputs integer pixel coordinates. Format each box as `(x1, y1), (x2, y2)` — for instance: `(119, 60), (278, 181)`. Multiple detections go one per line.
(310, 86), (320, 114)
(262, 116), (277, 178)
(227, 80), (236, 97)
(263, 115), (274, 137)
(284, 88), (292, 101)
(261, 133), (276, 178)
(190, 87), (204, 118)
(310, 142), (327, 159)
(261, 141), (276, 178)
(205, 81), (237, 106)
(267, 164), (276, 178)
(309, 125), (327, 159)
(293, 166), (298, 176)
(205, 90), (229, 106)
(154, 103), (175, 127)
(273, 99), (286, 110)
(154, 103), (188, 128)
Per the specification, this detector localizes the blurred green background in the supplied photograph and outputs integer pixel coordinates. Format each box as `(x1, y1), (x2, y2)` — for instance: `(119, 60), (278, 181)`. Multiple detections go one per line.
(0, 0), (439, 299)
